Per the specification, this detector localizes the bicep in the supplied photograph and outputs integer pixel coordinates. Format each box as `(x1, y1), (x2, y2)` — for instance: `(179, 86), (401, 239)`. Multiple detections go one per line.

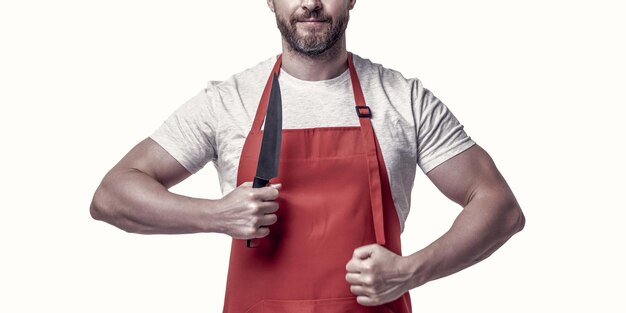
(110, 138), (192, 189)
(426, 144), (510, 207)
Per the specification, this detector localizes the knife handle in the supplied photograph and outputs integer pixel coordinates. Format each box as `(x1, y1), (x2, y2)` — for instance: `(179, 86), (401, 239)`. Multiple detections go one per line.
(247, 177), (270, 248)
(252, 177), (270, 189)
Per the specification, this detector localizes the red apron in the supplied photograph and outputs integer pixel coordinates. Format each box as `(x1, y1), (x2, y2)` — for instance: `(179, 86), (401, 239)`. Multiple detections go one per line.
(222, 53), (412, 313)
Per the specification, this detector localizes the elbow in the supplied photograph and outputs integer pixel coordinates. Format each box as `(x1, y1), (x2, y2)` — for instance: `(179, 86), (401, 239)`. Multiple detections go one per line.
(89, 182), (145, 234)
(90, 185), (109, 222)
(515, 206), (526, 233)
(504, 200), (525, 236)
(89, 181), (122, 226)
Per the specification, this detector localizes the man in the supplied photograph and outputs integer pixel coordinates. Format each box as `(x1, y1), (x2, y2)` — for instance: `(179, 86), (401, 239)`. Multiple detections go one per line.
(90, 0), (525, 312)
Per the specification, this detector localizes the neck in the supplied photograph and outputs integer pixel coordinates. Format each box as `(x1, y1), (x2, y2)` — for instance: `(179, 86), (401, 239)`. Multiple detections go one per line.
(280, 37), (348, 81)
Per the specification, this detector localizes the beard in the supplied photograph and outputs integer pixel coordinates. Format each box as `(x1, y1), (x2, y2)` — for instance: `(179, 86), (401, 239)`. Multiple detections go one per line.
(275, 8), (349, 57)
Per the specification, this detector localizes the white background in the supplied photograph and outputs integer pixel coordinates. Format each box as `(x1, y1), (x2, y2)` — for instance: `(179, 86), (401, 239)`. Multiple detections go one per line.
(1, 1), (625, 312)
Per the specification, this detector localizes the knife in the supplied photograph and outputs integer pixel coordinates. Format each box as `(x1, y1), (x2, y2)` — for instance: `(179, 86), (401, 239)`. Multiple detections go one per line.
(247, 73), (282, 248)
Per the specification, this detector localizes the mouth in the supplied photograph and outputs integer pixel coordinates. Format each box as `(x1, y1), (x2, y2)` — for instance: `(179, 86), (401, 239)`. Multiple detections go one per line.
(295, 19), (330, 29)
(297, 19), (329, 24)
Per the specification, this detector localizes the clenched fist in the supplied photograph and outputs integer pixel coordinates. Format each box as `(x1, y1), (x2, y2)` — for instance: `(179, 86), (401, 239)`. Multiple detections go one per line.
(345, 244), (415, 306)
(214, 181), (281, 239)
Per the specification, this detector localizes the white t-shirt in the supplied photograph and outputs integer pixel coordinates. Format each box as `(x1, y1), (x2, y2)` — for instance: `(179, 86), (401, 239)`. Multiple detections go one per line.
(151, 54), (475, 232)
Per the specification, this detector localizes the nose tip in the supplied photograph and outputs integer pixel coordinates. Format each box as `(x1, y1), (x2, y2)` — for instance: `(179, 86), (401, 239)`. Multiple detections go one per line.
(301, 0), (322, 12)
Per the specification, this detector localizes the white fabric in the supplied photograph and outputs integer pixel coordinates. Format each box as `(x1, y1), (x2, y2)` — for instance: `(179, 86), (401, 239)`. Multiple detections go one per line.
(151, 54), (475, 231)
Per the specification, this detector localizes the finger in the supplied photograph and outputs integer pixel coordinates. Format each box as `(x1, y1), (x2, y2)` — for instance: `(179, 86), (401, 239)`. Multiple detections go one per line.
(258, 213), (278, 226)
(350, 284), (374, 297)
(345, 272), (369, 285)
(258, 185), (280, 201)
(356, 295), (377, 306)
(254, 226), (270, 238)
(258, 201), (279, 214)
(345, 258), (361, 273)
(353, 244), (379, 260)
(270, 183), (282, 190)
(240, 181), (253, 187)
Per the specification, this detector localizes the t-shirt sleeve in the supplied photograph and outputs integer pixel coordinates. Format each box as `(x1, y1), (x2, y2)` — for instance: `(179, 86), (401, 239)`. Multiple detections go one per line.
(413, 79), (475, 173)
(149, 85), (219, 174)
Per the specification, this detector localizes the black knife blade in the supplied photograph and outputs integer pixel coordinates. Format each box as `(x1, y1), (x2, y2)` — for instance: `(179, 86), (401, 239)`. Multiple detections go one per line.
(248, 73), (282, 248)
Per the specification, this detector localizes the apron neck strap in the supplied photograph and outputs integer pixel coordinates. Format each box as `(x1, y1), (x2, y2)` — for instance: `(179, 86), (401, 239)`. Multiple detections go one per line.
(347, 52), (366, 107)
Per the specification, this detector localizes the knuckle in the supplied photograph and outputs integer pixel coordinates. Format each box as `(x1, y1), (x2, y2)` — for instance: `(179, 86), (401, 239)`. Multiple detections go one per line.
(363, 260), (376, 271)
(244, 227), (257, 237)
(363, 275), (374, 286)
(248, 203), (260, 214)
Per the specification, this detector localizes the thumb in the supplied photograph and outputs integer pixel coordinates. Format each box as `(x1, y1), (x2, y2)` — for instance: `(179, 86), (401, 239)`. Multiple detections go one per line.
(353, 243), (378, 260)
(270, 183), (282, 190)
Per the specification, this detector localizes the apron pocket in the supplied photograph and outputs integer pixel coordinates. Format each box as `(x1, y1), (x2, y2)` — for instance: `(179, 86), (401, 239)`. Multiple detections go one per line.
(244, 296), (396, 313)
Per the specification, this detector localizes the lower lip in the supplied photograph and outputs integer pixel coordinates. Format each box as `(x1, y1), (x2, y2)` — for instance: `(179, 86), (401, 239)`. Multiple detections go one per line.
(298, 21), (327, 27)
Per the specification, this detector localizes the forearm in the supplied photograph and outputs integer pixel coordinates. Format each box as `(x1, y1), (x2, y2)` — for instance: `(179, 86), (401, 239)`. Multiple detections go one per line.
(405, 192), (525, 288)
(90, 168), (219, 234)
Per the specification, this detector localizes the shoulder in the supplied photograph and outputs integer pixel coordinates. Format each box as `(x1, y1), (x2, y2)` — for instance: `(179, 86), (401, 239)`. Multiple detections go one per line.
(351, 53), (422, 96)
(207, 56), (277, 96)
(228, 55), (277, 86)
(351, 53), (428, 107)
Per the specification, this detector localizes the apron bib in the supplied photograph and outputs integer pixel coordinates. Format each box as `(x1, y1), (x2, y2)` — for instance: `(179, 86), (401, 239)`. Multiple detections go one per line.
(222, 53), (412, 313)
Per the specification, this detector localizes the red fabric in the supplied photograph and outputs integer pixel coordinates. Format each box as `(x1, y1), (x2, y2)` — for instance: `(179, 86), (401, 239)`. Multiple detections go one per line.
(222, 54), (412, 313)
(347, 53), (385, 245)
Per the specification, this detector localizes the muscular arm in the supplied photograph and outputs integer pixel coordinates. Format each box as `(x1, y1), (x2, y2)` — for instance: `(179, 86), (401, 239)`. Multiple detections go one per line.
(90, 138), (215, 234)
(406, 144), (525, 287)
(345, 144), (524, 305)
(91, 138), (280, 237)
